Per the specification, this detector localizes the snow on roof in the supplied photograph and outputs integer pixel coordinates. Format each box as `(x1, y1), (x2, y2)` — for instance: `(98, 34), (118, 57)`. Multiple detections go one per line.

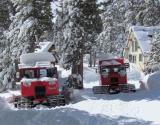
(19, 52), (55, 68)
(100, 60), (121, 66)
(130, 26), (160, 53)
(35, 42), (53, 53)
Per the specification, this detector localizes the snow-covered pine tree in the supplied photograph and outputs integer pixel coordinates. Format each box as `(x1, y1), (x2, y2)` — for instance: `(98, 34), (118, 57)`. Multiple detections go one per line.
(0, 0), (13, 91)
(53, 0), (68, 56)
(54, 0), (102, 89)
(135, 0), (160, 26)
(125, 0), (145, 29)
(142, 0), (160, 26)
(33, 0), (53, 42)
(81, 0), (102, 67)
(146, 30), (160, 73)
(97, 0), (126, 56)
(0, 0), (10, 30)
(0, 0), (53, 92)
(0, 0), (11, 58)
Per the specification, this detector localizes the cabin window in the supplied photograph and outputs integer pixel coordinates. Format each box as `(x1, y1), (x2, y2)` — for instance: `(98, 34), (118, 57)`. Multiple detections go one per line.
(129, 55), (132, 62)
(135, 41), (138, 51)
(47, 68), (58, 78)
(133, 56), (137, 63)
(132, 41), (135, 52)
(132, 40), (138, 52)
(139, 54), (143, 62)
(24, 70), (35, 78)
(40, 69), (47, 77)
(101, 67), (110, 75)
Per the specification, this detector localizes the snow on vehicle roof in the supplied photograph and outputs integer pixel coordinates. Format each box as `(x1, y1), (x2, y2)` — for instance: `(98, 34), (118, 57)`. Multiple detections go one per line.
(19, 52), (55, 68)
(100, 60), (121, 66)
(130, 26), (160, 53)
(35, 42), (53, 53)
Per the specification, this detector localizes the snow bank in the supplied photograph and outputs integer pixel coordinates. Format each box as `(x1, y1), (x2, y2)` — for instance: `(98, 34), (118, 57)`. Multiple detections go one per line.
(142, 71), (160, 90)
(0, 105), (153, 125)
(0, 97), (10, 111)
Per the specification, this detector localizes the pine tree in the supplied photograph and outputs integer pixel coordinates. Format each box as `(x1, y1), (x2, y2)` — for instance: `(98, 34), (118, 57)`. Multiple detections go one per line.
(147, 30), (160, 73)
(0, 0), (53, 91)
(135, 0), (160, 26)
(0, 0), (11, 30)
(125, 0), (145, 28)
(33, 0), (53, 42)
(54, 0), (102, 88)
(0, 0), (13, 91)
(143, 0), (160, 26)
(53, 0), (68, 56)
(0, 0), (11, 56)
(97, 0), (126, 56)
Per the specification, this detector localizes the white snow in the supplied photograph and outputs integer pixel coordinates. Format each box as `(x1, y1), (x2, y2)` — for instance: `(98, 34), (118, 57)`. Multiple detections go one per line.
(142, 71), (160, 91)
(101, 60), (121, 66)
(35, 42), (53, 53)
(1, 61), (160, 125)
(1, 42), (160, 125)
(19, 52), (55, 67)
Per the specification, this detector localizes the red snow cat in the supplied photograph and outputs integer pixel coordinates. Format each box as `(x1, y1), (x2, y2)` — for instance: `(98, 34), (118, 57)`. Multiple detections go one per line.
(93, 55), (136, 94)
(13, 52), (70, 108)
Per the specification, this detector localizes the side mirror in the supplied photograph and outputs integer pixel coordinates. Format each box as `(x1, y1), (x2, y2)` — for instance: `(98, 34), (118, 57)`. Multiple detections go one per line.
(124, 63), (129, 68)
(16, 72), (20, 79)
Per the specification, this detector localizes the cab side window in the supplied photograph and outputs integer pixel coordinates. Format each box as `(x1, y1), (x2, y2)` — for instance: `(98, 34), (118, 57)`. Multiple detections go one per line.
(101, 67), (110, 74)
(24, 70), (35, 78)
(40, 69), (47, 77)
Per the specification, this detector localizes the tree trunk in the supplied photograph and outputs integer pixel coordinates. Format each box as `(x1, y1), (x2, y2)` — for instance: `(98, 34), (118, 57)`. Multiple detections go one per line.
(93, 51), (96, 67)
(89, 52), (92, 67)
(71, 54), (83, 89)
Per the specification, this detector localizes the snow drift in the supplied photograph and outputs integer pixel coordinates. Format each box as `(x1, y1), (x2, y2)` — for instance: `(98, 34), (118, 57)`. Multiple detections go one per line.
(142, 71), (160, 90)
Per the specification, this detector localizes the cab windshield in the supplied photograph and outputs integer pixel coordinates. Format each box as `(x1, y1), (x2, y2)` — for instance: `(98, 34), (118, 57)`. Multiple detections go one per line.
(39, 68), (58, 78)
(23, 68), (58, 78)
(101, 66), (126, 74)
(23, 70), (35, 78)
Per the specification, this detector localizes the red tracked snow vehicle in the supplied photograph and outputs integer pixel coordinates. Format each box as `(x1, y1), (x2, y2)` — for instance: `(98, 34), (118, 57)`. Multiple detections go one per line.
(93, 57), (136, 94)
(14, 52), (70, 108)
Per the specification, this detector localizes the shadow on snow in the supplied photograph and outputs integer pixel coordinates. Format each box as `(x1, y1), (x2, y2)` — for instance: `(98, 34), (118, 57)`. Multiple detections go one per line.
(80, 88), (160, 102)
(0, 105), (154, 125)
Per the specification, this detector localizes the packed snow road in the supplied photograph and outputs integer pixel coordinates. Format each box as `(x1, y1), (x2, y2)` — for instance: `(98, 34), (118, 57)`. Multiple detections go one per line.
(0, 63), (160, 125)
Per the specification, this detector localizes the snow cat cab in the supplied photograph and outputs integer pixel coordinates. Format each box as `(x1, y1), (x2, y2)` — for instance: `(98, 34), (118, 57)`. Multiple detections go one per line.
(93, 58), (136, 94)
(14, 52), (69, 108)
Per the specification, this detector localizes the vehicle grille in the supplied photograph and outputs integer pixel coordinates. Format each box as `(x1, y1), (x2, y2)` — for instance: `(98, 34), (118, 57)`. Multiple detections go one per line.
(110, 77), (118, 84)
(35, 86), (46, 98)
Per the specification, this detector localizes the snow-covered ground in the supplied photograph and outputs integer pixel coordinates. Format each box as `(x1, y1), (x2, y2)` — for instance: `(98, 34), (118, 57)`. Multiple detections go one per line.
(0, 62), (160, 125)
(1, 42), (160, 125)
